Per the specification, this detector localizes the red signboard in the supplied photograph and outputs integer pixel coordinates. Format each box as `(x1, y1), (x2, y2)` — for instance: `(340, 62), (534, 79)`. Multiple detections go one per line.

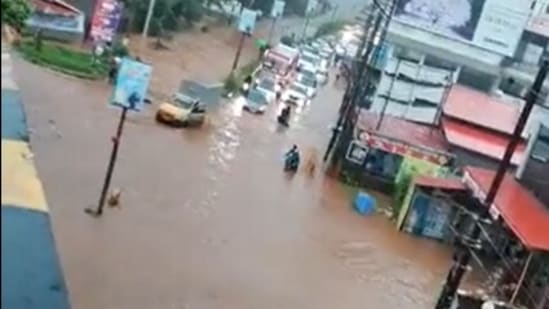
(357, 129), (452, 166)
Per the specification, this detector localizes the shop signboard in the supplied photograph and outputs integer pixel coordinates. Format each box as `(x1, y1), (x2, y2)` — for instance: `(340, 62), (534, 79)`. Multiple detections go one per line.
(90, 0), (123, 42)
(346, 141), (369, 165)
(393, 0), (531, 56)
(356, 129), (451, 165)
(371, 43), (393, 70)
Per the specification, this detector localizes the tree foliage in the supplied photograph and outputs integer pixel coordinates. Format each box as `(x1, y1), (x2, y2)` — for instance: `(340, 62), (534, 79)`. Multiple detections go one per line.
(122, 0), (227, 34)
(1, 0), (32, 31)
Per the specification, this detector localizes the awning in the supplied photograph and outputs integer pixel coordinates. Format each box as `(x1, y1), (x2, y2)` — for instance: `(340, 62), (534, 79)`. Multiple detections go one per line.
(442, 118), (526, 165)
(463, 166), (549, 251)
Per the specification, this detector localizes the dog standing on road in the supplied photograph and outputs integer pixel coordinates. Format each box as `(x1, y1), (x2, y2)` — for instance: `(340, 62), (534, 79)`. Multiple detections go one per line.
(304, 147), (319, 177)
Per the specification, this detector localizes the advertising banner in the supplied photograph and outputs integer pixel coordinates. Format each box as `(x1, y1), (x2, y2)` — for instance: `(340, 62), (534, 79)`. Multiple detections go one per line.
(393, 0), (531, 56)
(111, 58), (152, 111)
(90, 0), (123, 43)
(271, 0), (285, 18)
(238, 8), (257, 34)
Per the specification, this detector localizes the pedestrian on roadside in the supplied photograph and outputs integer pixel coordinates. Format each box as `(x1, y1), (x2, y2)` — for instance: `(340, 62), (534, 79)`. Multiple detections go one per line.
(108, 58), (118, 84)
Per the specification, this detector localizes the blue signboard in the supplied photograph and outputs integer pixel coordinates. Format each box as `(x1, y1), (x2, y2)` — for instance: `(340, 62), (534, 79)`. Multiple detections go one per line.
(238, 8), (257, 33)
(372, 43), (392, 70)
(111, 58), (152, 111)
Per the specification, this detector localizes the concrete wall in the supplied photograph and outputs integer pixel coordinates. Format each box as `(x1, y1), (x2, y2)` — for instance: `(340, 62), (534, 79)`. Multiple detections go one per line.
(1, 43), (71, 309)
(387, 21), (504, 76)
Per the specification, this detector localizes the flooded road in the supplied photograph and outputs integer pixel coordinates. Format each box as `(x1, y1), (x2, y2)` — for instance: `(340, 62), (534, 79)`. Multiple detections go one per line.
(14, 54), (453, 309)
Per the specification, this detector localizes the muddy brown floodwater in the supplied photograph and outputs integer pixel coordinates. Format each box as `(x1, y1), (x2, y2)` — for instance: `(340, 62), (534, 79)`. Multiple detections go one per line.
(14, 51), (453, 309)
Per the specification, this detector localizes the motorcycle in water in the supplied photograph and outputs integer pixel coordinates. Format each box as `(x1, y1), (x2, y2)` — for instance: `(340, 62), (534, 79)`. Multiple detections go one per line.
(284, 146), (300, 172)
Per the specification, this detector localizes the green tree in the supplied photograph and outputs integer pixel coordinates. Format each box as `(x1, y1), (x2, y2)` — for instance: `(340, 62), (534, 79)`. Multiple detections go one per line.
(122, 0), (224, 34)
(1, 0), (32, 32)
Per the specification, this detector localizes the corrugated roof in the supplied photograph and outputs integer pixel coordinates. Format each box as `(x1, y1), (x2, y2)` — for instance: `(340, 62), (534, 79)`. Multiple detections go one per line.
(464, 166), (549, 251)
(356, 109), (448, 152)
(414, 175), (465, 191)
(31, 0), (81, 17)
(444, 85), (520, 134)
(442, 118), (526, 165)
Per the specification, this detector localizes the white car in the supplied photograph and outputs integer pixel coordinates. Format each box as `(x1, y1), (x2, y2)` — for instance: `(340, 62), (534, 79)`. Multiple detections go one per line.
(297, 66), (320, 93)
(295, 75), (317, 98)
(255, 77), (280, 104)
(298, 51), (321, 69)
(282, 83), (309, 106)
(243, 89), (268, 114)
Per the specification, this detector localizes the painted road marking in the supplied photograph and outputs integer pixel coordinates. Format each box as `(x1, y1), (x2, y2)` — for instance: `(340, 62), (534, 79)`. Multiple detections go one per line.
(1, 140), (48, 213)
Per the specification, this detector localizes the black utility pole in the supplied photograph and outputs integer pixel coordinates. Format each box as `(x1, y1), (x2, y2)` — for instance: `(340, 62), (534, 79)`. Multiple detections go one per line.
(323, 0), (396, 163)
(322, 5), (378, 162)
(435, 60), (549, 309)
(85, 107), (129, 217)
(231, 32), (248, 71)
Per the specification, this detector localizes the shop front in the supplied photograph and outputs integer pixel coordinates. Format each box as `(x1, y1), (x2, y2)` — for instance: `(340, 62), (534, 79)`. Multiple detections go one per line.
(338, 110), (453, 194)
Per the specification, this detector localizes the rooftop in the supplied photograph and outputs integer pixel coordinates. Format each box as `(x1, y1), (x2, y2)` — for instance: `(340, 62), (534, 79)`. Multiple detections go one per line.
(442, 118), (526, 165)
(356, 109), (448, 153)
(444, 85), (519, 134)
(31, 0), (81, 17)
(464, 166), (549, 251)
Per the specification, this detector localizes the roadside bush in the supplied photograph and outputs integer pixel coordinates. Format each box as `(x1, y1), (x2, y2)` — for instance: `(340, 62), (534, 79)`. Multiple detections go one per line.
(223, 72), (239, 93)
(1, 0), (32, 32)
(314, 20), (346, 38)
(223, 60), (260, 94)
(17, 40), (108, 79)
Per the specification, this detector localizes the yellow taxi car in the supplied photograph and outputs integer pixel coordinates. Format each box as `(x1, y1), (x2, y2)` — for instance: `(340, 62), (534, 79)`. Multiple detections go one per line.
(155, 94), (206, 128)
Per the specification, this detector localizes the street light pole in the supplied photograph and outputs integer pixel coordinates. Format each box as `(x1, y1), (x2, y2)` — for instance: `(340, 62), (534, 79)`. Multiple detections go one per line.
(142, 0), (157, 39)
(231, 32), (247, 72)
(434, 60), (549, 309)
(301, 13), (311, 41)
(322, 5), (379, 162)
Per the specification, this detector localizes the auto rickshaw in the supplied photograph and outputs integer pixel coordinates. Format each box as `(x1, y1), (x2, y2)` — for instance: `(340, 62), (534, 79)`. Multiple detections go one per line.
(156, 94), (206, 128)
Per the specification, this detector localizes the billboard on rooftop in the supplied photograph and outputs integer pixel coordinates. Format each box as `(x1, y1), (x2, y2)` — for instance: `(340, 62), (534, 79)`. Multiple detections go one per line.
(393, 0), (531, 56)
